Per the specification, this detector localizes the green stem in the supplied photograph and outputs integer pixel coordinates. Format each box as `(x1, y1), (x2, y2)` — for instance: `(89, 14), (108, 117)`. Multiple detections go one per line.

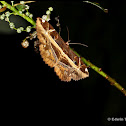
(0, 1), (36, 27)
(74, 50), (126, 96)
(1, 1), (126, 96)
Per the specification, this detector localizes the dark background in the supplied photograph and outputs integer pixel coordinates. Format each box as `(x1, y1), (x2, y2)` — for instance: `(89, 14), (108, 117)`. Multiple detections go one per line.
(1, 1), (126, 125)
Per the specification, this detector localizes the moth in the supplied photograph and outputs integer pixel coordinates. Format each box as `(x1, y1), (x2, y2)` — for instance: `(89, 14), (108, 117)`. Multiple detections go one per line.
(36, 17), (89, 81)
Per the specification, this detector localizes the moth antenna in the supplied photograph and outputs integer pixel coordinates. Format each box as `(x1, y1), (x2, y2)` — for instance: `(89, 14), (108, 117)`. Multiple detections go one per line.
(68, 43), (88, 47)
(13, 1), (36, 6)
(66, 26), (70, 42)
(65, 26), (88, 47)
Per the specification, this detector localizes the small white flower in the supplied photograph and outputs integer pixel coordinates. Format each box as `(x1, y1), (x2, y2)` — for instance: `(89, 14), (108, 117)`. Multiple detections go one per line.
(5, 17), (9, 22)
(9, 22), (15, 29)
(25, 5), (29, 10)
(11, 1), (14, 6)
(42, 15), (47, 20)
(0, 15), (3, 20)
(19, 11), (22, 14)
(0, 14), (5, 20)
(26, 26), (31, 32)
(17, 28), (22, 33)
(22, 9), (25, 12)
(46, 15), (50, 22)
(42, 15), (50, 22)
(46, 10), (51, 15)
(42, 15), (47, 22)
(9, 22), (14, 26)
(5, 11), (11, 17)
(19, 27), (24, 31)
(21, 40), (29, 48)
(29, 14), (33, 18)
(10, 26), (14, 29)
(25, 12), (29, 16)
(1, 13), (5, 17)
(48, 7), (53, 11)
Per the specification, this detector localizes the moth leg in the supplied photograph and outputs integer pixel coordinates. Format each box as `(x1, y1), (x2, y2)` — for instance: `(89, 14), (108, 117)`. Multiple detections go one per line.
(34, 40), (40, 53)
(47, 26), (56, 35)
(65, 40), (71, 46)
(73, 56), (78, 64)
(47, 22), (55, 32)
(65, 26), (71, 46)
(53, 34), (59, 40)
(77, 57), (81, 70)
(29, 31), (37, 40)
(73, 56), (82, 69)
(77, 57), (88, 73)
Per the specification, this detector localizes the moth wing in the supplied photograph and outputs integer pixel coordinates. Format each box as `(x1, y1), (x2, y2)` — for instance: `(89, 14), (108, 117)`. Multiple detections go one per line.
(54, 60), (88, 82)
(39, 43), (58, 68)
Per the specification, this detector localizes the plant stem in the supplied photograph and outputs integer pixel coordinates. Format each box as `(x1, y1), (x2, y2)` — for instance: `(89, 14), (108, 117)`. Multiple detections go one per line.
(74, 50), (126, 96)
(1, 1), (126, 96)
(0, 1), (36, 27)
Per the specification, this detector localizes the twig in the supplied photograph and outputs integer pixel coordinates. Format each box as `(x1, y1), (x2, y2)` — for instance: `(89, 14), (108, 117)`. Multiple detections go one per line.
(0, 1), (125, 96)
(73, 50), (126, 96)
(83, 1), (108, 13)
(13, 1), (36, 7)
(0, 1), (36, 26)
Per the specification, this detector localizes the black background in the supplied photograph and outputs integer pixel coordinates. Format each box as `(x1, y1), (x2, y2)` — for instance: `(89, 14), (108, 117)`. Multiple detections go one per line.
(0, 1), (126, 125)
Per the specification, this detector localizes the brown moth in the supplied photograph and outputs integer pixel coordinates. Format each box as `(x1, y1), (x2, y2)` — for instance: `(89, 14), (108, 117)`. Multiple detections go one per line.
(36, 17), (89, 82)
